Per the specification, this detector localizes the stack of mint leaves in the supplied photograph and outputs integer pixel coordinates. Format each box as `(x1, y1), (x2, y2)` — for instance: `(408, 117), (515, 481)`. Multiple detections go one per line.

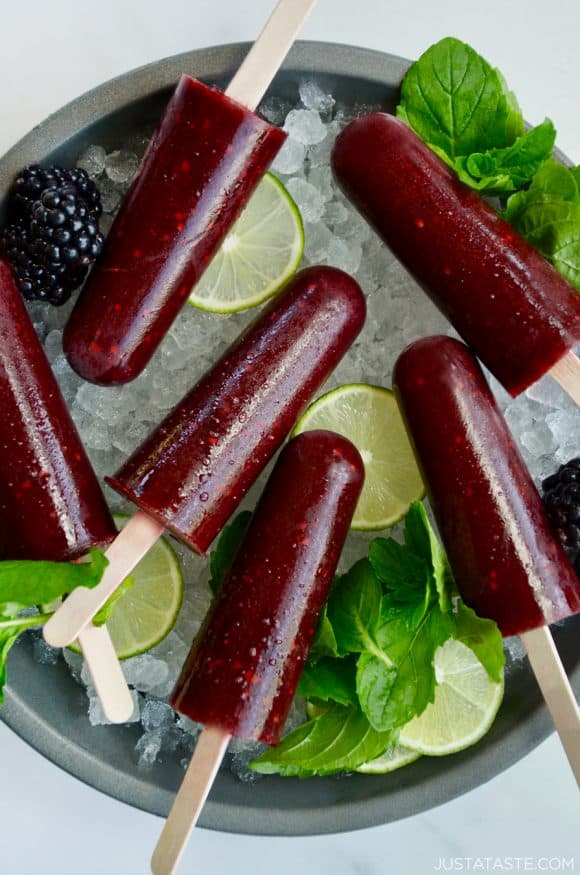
(397, 36), (580, 291)
(209, 502), (504, 777)
(0, 550), (132, 706)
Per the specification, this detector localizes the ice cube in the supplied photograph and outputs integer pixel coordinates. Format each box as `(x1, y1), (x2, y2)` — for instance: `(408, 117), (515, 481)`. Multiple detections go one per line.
(299, 80), (335, 118)
(135, 728), (163, 767)
(228, 742), (267, 783)
(141, 698), (175, 732)
(271, 138), (306, 175)
(105, 150), (139, 184)
(122, 654), (170, 693)
(325, 237), (362, 274)
(285, 178), (325, 223)
(76, 145), (106, 178)
(283, 109), (327, 146)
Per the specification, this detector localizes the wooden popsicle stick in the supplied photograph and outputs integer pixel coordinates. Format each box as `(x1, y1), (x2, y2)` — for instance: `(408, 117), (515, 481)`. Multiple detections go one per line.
(78, 623), (135, 723)
(151, 727), (230, 875)
(520, 624), (580, 787)
(226, 0), (317, 110)
(549, 350), (580, 407)
(43, 510), (165, 648)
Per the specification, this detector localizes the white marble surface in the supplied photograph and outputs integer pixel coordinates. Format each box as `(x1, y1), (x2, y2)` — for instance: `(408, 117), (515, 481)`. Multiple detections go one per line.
(1, 1), (579, 873)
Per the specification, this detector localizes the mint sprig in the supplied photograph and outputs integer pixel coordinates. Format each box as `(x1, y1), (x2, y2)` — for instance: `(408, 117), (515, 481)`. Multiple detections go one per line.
(397, 37), (579, 288)
(504, 158), (580, 289)
(0, 549), (132, 706)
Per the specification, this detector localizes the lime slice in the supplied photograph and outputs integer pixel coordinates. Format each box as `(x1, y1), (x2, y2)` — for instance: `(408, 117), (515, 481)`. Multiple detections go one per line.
(399, 639), (504, 756)
(356, 744), (421, 774)
(293, 384), (424, 530)
(189, 172), (304, 313)
(69, 515), (183, 660)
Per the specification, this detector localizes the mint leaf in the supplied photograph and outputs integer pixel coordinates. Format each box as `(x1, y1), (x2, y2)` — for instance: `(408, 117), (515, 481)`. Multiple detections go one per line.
(93, 576), (135, 627)
(450, 600), (504, 683)
(453, 119), (556, 196)
(397, 37), (523, 159)
(327, 560), (382, 655)
(369, 536), (430, 626)
(309, 604), (339, 660)
(505, 158), (580, 289)
(404, 502), (452, 612)
(0, 549), (108, 617)
(358, 598), (453, 731)
(297, 656), (358, 706)
(250, 703), (394, 776)
(550, 222), (580, 289)
(208, 511), (252, 594)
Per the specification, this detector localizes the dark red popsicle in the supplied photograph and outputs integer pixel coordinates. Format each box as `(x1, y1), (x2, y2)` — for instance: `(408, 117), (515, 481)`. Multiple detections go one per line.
(333, 114), (580, 397)
(393, 335), (580, 637)
(64, 76), (286, 385)
(170, 429), (364, 744)
(107, 266), (366, 555)
(0, 260), (116, 561)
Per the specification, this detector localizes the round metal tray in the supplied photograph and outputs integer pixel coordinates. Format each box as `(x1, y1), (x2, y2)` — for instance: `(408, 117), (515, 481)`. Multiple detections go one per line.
(1, 40), (578, 836)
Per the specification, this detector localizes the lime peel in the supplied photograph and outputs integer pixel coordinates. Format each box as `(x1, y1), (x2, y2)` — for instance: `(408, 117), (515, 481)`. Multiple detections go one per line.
(293, 383), (425, 530)
(189, 173), (304, 314)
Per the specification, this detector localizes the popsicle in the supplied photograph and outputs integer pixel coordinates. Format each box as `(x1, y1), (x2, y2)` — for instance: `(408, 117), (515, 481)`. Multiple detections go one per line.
(0, 260), (132, 722)
(393, 335), (580, 782)
(332, 113), (580, 402)
(153, 429), (365, 875)
(63, 0), (317, 385)
(44, 266), (366, 643)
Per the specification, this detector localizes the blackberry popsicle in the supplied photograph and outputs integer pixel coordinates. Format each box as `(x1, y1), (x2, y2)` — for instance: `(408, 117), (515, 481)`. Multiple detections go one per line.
(151, 430), (364, 875)
(0, 261), (133, 722)
(394, 335), (580, 784)
(332, 114), (580, 404)
(63, 0), (316, 385)
(44, 268), (365, 681)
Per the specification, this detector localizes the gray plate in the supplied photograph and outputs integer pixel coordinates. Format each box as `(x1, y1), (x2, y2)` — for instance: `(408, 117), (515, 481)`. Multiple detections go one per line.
(0, 41), (578, 837)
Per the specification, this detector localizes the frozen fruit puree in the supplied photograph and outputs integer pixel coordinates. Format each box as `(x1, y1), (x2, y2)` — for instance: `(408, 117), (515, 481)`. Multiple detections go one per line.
(393, 335), (580, 637)
(170, 430), (364, 744)
(64, 75), (286, 385)
(332, 113), (580, 397)
(107, 266), (366, 554)
(0, 260), (116, 561)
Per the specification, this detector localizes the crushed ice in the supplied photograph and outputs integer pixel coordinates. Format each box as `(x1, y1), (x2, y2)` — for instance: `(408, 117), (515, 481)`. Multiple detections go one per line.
(25, 79), (578, 780)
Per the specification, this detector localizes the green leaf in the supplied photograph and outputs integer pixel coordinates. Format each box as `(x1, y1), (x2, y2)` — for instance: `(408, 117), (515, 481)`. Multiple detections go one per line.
(0, 549), (108, 617)
(551, 222), (580, 289)
(397, 37), (523, 159)
(450, 600), (505, 683)
(0, 627), (21, 707)
(453, 119), (556, 196)
(327, 560), (382, 655)
(369, 537), (427, 593)
(208, 511), (252, 594)
(504, 158), (580, 290)
(93, 576), (135, 627)
(309, 604), (339, 660)
(369, 536), (431, 627)
(404, 501), (452, 612)
(358, 598), (453, 731)
(298, 656), (358, 706)
(250, 703), (394, 776)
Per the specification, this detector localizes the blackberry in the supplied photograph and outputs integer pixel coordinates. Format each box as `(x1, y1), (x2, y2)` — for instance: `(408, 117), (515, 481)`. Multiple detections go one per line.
(542, 458), (580, 577)
(9, 164), (102, 221)
(0, 164), (104, 305)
